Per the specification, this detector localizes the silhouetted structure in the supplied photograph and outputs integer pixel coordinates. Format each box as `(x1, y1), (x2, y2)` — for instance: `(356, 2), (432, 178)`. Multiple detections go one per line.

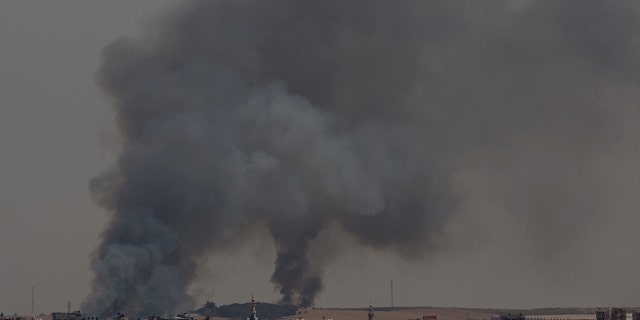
(597, 308), (626, 320)
(247, 295), (258, 320)
(493, 313), (525, 320)
(52, 311), (82, 320)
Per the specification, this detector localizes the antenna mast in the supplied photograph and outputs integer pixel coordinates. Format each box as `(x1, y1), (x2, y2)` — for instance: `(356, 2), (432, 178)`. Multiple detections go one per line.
(390, 280), (394, 308)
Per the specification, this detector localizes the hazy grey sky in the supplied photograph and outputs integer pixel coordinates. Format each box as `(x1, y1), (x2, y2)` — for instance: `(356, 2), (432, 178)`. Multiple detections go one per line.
(2, 1), (640, 316)
(0, 1), (177, 314)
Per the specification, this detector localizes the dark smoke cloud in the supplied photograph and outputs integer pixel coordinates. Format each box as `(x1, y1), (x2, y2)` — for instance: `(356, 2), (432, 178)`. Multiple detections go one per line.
(84, 0), (640, 316)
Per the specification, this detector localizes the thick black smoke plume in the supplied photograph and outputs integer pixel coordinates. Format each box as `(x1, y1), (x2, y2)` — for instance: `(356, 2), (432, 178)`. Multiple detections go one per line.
(84, 0), (640, 317)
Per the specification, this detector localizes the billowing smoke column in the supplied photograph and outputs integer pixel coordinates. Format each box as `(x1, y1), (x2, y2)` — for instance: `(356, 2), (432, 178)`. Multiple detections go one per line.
(83, 1), (452, 316)
(84, 0), (640, 317)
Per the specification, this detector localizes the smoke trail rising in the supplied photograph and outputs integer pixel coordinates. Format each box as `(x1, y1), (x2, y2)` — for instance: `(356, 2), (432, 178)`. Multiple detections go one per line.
(84, 0), (640, 316)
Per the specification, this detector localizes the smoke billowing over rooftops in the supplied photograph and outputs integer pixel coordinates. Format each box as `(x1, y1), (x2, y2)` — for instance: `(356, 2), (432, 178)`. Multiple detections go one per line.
(83, 0), (640, 317)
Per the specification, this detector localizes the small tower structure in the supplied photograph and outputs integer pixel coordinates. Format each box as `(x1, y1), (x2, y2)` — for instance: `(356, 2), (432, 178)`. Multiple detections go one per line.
(368, 305), (374, 320)
(248, 294), (258, 320)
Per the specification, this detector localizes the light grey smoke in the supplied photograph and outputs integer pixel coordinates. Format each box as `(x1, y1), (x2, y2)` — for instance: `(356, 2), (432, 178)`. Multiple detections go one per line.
(84, 0), (640, 316)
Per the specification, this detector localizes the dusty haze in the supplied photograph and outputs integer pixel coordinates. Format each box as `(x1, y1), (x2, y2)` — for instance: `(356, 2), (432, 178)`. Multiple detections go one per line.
(1, 0), (638, 317)
(83, 1), (639, 315)
(83, 0), (640, 316)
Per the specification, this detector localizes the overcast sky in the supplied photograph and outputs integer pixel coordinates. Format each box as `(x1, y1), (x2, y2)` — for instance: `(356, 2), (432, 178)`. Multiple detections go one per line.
(2, 1), (640, 316)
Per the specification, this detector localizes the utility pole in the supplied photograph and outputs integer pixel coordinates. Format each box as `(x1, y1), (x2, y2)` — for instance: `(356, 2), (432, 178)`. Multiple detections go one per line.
(31, 287), (34, 320)
(390, 280), (394, 308)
